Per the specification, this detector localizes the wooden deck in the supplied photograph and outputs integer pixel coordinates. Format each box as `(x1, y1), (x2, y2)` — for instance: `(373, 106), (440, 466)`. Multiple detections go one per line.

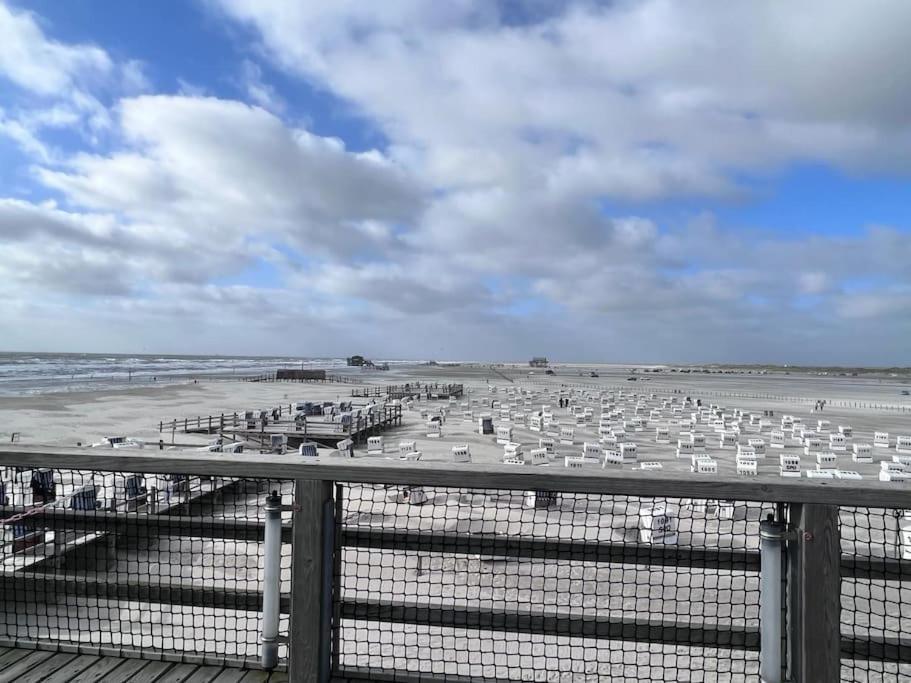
(0, 648), (287, 683)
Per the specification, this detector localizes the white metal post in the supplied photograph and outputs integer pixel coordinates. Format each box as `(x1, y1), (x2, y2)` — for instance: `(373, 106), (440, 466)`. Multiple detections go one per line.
(261, 490), (282, 669)
(760, 516), (785, 683)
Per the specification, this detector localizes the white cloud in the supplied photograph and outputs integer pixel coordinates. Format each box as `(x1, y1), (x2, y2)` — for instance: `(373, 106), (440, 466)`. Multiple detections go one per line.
(39, 95), (424, 257)
(238, 59), (285, 113)
(0, 1), (149, 155)
(213, 0), (911, 193)
(0, 2), (112, 95)
(1, 1), (910, 362)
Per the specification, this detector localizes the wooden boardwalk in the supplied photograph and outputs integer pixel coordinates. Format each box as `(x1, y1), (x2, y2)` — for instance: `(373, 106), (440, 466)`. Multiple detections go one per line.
(0, 647), (287, 683)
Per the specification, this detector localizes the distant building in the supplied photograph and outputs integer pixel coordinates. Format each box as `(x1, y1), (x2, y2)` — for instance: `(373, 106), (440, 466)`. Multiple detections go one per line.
(347, 355), (367, 367)
(529, 357), (549, 368)
(276, 369), (326, 380)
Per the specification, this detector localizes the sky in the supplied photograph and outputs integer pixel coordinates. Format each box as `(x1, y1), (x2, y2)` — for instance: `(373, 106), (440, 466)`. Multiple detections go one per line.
(0, 1), (910, 364)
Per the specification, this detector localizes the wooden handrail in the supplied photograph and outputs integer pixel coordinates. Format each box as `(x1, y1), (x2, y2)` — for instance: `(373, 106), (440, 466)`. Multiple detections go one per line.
(1, 446), (910, 507)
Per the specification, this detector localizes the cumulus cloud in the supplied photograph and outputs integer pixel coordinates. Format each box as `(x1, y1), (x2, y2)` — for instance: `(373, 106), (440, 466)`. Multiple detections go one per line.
(0, 1), (148, 155)
(1, 1), (910, 362)
(213, 0), (911, 191)
(39, 95), (424, 257)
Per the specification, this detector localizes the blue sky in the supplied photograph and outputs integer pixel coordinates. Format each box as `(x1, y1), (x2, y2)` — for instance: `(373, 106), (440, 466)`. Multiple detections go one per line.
(0, 1), (910, 363)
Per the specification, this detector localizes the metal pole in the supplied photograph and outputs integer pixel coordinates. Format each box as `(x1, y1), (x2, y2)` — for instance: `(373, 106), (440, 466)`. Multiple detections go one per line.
(261, 490), (282, 669)
(760, 515), (785, 683)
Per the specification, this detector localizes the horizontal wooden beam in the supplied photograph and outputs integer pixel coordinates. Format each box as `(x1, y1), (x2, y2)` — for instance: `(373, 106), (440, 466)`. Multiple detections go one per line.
(0, 573), (289, 614)
(0, 506), (292, 543)
(2, 507), (907, 580)
(842, 635), (911, 663)
(341, 528), (763, 572)
(342, 528), (911, 579)
(2, 447), (910, 506)
(332, 667), (517, 683)
(0, 637), (271, 671)
(340, 598), (761, 650)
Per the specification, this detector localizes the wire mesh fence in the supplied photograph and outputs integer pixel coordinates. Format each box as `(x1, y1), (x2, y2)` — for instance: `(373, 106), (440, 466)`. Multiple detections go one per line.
(840, 506), (911, 682)
(335, 483), (775, 682)
(2, 463), (910, 681)
(0, 467), (292, 667)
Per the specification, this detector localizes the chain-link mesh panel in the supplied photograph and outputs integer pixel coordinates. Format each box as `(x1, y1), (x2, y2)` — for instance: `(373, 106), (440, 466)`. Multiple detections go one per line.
(840, 506), (911, 682)
(0, 467), (292, 667)
(335, 483), (772, 681)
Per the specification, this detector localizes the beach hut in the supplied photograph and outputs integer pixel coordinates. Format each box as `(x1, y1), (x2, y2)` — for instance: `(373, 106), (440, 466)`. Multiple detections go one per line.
(427, 421), (442, 438)
(803, 438), (824, 456)
(896, 436), (911, 454)
(496, 426), (513, 445)
(560, 426), (575, 445)
(839, 425), (853, 438)
(529, 448), (550, 465)
(583, 442), (602, 460)
(719, 432), (737, 449)
(298, 443), (318, 457)
(640, 461), (663, 471)
(367, 436), (385, 454)
(834, 470), (862, 480)
(779, 454), (801, 477)
(737, 445), (756, 460)
(388, 487), (429, 505)
(92, 473), (147, 511)
(539, 437), (555, 454)
(70, 483), (99, 510)
(770, 430), (785, 449)
(639, 504), (679, 544)
(852, 443), (873, 463)
(737, 458), (758, 476)
(828, 433), (847, 452)
(692, 458), (717, 474)
(524, 490), (559, 508)
(478, 415), (494, 435)
(880, 461), (909, 481)
(564, 456), (584, 469)
(0, 517), (46, 554)
(619, 442), (638, 463)
(676, 440), (694, 459)
(816, 452), (838, 470)
(504, 442), (523, 459)
(336, 438), (354, 457)
(452, 444), (471, 463)
(30, 469), (56, 505)
(875, 432), (891, 448)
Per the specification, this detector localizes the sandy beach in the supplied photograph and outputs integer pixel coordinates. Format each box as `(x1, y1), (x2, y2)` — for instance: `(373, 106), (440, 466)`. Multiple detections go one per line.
(2, 365), (911, 680)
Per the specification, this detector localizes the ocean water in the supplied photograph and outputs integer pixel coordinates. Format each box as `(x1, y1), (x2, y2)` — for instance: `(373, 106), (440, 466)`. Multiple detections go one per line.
(0, 352), (352, 396)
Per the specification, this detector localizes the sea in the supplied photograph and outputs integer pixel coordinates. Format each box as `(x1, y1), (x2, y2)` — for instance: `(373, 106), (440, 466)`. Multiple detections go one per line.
(0, 352), (375, 396)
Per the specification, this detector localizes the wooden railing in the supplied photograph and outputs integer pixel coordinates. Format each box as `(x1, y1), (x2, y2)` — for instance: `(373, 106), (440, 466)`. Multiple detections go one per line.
(0, 447), (909, 682)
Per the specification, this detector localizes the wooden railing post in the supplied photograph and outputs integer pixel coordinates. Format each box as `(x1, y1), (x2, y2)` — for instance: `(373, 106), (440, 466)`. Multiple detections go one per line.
(786, 504), (841, 682)
(290, 479), (335, 683)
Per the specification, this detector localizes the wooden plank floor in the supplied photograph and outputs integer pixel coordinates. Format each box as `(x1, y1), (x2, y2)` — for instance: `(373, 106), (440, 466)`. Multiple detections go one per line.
(0, 648), (288, 683)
